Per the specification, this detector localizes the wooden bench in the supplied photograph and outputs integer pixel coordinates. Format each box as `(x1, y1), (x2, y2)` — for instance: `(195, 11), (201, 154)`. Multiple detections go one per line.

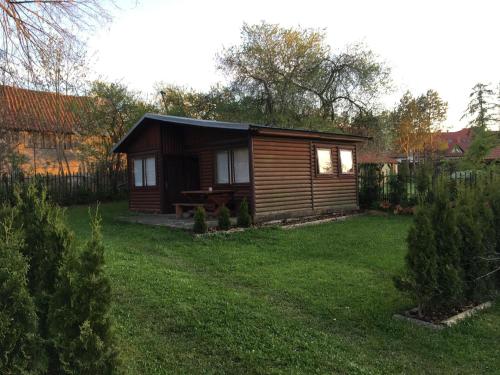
(173, 203), (214, 219)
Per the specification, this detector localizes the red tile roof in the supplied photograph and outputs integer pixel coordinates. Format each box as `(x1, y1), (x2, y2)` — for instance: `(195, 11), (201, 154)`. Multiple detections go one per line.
(0, 85), (87, 134)
(486, 146), (500, 161)
(434, 128), (473, 157)
(358, 151), (398, 164)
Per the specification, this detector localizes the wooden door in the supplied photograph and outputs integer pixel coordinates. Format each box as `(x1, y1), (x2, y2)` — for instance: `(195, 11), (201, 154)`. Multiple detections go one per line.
(163, 156), (200, 212)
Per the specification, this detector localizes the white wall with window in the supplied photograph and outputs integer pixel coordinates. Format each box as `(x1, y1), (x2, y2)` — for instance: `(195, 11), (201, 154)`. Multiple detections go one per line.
(133, 156), (157, 187)
(216, 147), (250, 184)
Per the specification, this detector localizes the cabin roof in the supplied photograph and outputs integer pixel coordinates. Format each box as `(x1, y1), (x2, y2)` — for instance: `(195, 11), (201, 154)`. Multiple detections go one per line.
(112, 113), (368, 153)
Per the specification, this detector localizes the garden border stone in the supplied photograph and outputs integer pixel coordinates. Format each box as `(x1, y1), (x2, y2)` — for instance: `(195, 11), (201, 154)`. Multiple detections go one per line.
(393, 301), (493, 330)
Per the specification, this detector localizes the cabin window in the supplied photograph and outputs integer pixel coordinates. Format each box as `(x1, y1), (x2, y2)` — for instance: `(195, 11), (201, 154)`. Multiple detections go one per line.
(316, 148), (333, 174)
(216, 148), (250, 184)
(339, 149), (354, 174)
(216, 150), (230, 184)
(233, 148), (250, 183)
(133, 156), (157, 187)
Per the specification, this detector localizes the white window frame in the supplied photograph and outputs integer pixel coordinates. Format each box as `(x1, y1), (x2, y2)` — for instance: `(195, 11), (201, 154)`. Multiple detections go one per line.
(339, 148), (354, 175)
(215, 147), (250, 185)
(133, 156), (157, 188)
(316, 147), (334, 175)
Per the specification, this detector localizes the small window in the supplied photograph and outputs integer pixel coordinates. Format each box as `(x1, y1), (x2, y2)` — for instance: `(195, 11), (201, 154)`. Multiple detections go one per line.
(233, 148), (250, 183)
(339, 149), (354, 174)
(133, 159), (144, 187)
(145, 157), (156, 186)
(216, 150), (230, 184)
(133, 156), (156, 187)
(317, 148), (333, 174)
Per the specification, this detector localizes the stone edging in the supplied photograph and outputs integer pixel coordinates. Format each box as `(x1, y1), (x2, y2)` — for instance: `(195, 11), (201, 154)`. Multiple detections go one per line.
(393, 301), (493, 330)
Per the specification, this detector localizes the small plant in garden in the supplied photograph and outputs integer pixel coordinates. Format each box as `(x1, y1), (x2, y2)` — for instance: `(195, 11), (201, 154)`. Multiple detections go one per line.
(193, 206), (208, 234)
(394, 206), (437, 318)
(237, 198), (251, 228)
(217, 205), (231, 230)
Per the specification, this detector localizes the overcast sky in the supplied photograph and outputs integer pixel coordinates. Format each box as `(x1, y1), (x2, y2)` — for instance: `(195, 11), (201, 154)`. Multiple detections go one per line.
(88, 0), (500, 130)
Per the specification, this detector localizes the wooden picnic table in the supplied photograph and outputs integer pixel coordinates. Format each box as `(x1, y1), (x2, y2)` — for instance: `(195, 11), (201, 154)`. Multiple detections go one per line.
(174, 189), (234, 218)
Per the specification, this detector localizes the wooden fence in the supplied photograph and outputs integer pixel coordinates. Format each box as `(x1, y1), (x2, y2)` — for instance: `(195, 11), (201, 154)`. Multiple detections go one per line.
(0, 170), (128, 205)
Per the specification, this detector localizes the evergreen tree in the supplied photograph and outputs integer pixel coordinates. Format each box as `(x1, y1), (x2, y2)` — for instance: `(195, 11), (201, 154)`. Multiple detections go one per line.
(456, 191), (492, 302)
(49, 209), (118, 374)
(14, 184), (73, 369)
(237, 198), (252, 228)
(217, 205), (231, 230)
(431, 184), (463, 310)
(0, 212), (43, 374)
(394, 206), (438, 317)
(193, 206), (208, 234)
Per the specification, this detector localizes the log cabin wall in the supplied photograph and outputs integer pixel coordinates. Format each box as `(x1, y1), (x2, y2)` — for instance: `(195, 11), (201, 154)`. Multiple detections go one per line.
(251, 135), (358, 222)
(127, 123), (162, 213)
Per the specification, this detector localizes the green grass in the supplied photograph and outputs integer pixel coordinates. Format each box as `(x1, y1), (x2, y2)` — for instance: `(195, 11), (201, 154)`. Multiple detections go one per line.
(66, 202), (500, 374)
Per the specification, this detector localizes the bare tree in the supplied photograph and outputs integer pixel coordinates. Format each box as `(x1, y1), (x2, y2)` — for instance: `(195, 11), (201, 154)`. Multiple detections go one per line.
(0, 0), (111, 82)
(33, 36), (88, 174)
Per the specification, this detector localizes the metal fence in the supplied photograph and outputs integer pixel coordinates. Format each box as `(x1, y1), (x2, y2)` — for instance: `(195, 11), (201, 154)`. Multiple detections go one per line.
(0, 170), (129, 205)
(358, 167), (499, 208)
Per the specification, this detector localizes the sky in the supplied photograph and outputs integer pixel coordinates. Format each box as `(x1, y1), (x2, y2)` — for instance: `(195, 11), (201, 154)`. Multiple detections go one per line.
(88, 0), (500, 130)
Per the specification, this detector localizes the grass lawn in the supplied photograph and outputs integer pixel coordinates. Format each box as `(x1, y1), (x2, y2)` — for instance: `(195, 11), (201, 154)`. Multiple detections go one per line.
(66, 202), (500, 374)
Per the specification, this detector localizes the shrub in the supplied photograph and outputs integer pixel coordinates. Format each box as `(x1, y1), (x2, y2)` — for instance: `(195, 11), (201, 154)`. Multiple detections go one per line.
(193, 206), (208, 234)
(217, 205), (231, 230)
(456, 191), (493, 302)
(237, 198), (252, 228)
(49, 209), (119, 374)
(0, 212), (43, 374)
(431, 184), (463, 310)
(359, 165), (380, 208)
(13, 184), (74, 369)
(388, 173), (406, 206)
(394, 206), (437, 317)
(415, 162), (432, 202)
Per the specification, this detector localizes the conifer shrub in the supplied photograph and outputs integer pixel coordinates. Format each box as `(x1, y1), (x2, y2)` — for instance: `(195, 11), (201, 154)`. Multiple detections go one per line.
(431, 183), (464, 310)
(49, 209), (119, 374)
(217, 205), (231, 230)
(415, 162), (432, 202)
(456, 191), (492, 302)
(14, 184), (73, 369)
(394, 206), (437, 317)
(193, 206), (208, 234)
(388, 173), (406, 206)
(0, 212), (43, 374)
(359, 165), (381, 208)
(237, 198), (251, 228)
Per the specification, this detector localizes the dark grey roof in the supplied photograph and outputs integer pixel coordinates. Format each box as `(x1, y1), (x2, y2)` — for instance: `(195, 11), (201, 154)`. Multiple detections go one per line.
(112, 113), (367, 153)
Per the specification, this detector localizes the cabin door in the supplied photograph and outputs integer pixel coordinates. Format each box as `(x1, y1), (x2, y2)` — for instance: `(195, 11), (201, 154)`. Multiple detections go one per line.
(163, 156), (200, 213)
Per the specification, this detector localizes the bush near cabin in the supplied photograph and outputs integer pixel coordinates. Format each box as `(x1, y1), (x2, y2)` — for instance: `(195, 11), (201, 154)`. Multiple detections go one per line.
(395, 177), (499, 317)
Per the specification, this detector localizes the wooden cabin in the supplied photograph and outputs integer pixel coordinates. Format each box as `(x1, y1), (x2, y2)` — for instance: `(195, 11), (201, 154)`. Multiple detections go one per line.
(112, 114), (367, 223)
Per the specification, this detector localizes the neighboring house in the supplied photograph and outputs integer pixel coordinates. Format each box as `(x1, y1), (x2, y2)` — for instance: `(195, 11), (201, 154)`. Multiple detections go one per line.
(112, 114), (366, 222)
(357, 151), (398, 175)
(435, 128), (500, 162)
(0, 85), (86, 174)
